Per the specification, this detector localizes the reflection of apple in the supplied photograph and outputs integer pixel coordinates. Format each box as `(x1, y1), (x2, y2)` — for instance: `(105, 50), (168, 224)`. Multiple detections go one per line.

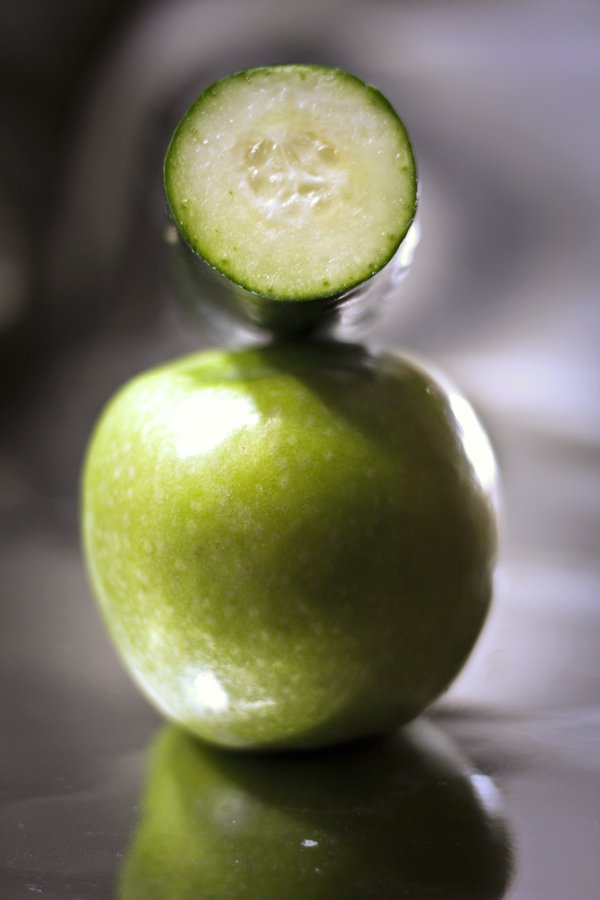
(83, 341), (498, 749)
(120, 721), (512, 899)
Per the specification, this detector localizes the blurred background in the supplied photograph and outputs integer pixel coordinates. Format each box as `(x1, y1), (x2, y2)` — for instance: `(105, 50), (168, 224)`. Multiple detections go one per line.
(1, 0), (599, 897)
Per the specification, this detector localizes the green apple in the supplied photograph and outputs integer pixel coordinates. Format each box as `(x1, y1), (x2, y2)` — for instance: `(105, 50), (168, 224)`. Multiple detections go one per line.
(119, 721), (512, 899)
(82, 341), (498, 749)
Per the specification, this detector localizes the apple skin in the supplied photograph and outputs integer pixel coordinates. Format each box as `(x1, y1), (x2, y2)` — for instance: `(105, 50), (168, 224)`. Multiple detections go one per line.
(119, 721), (512, 900)
(82, 341), (498, 750)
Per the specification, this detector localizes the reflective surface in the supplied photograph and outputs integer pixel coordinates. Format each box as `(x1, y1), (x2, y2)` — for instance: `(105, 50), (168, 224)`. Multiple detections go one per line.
(1, 0), (599, 898)
(120, 721), (512, 899)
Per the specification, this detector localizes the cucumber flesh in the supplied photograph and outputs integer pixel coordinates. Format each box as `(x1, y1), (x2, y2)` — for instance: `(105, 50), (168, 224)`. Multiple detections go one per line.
(165, 66), (417, 302)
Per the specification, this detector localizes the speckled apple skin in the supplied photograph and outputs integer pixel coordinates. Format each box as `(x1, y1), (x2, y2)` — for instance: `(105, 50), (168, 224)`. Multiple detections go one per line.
(82, 342), (498, 750)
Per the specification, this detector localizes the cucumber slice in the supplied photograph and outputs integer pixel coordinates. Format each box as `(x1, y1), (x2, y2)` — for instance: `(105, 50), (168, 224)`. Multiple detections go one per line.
(165, 65), (417, 303)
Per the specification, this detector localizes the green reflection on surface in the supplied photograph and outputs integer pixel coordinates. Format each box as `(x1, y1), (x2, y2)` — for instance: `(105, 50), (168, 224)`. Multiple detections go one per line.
(120, 719), (513, 899)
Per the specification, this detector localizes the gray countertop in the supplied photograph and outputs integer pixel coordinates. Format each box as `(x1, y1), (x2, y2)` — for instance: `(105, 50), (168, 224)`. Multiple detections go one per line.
(1, 1), (599, 897)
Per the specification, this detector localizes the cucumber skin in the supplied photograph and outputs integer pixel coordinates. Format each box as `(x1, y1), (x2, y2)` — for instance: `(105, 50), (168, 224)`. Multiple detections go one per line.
(164, 66), (417, 332)
(168, 229), (384, 340)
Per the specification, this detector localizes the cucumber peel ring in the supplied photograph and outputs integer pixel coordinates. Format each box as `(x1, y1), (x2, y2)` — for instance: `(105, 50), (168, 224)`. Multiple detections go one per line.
(164, 65), (417, 329)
